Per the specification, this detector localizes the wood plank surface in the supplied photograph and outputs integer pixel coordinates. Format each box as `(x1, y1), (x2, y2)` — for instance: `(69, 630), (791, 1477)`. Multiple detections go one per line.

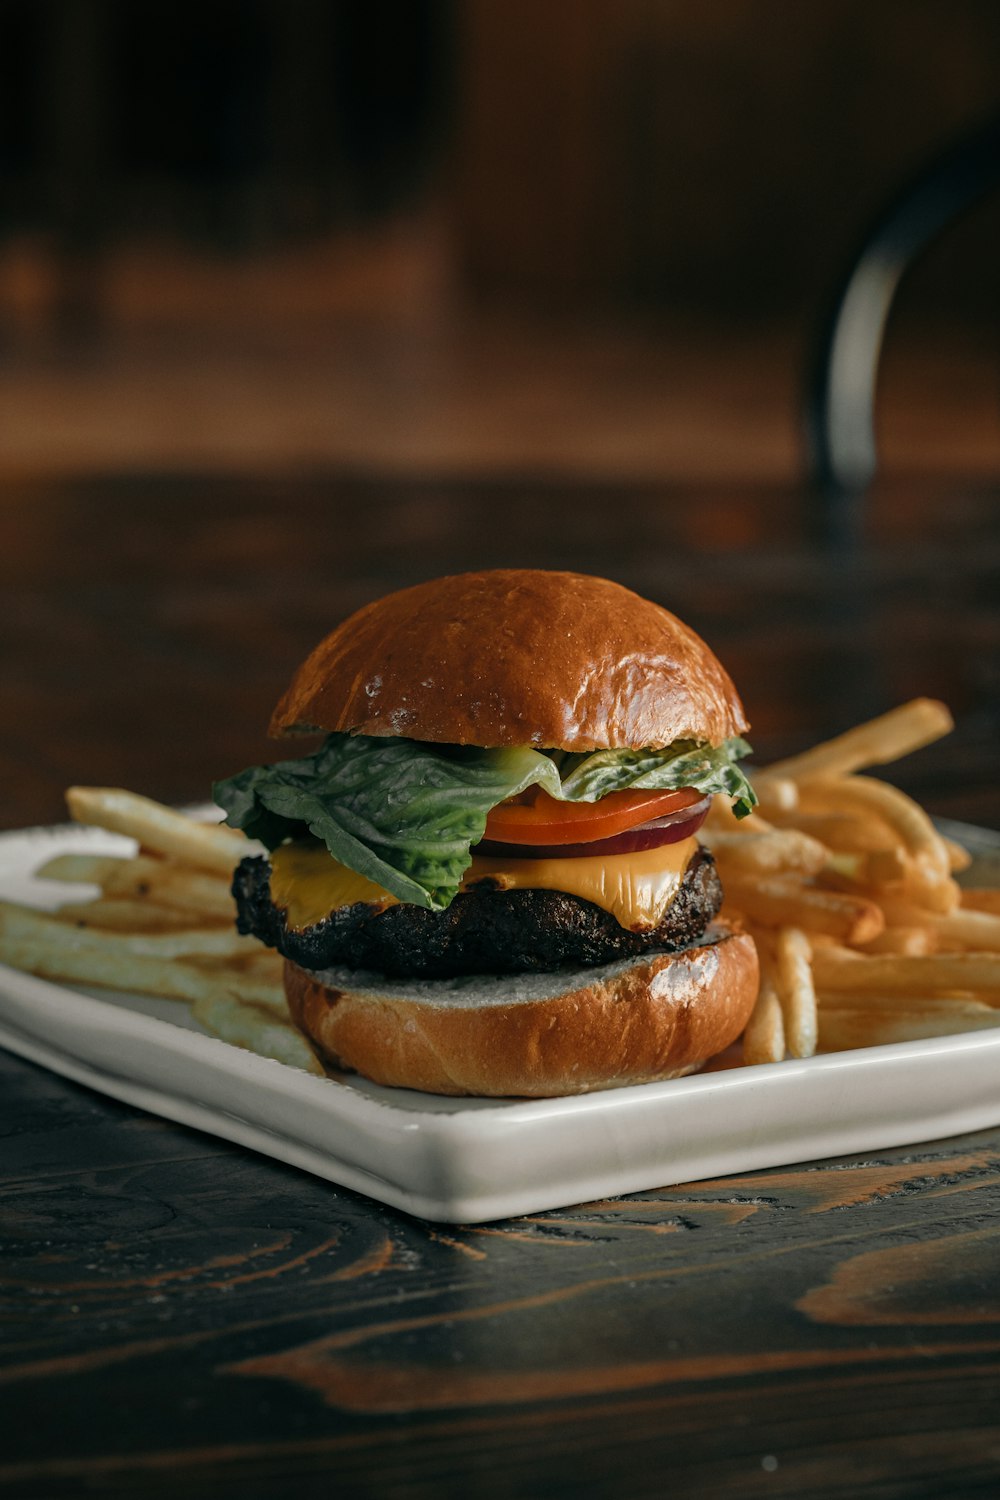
(3, 1047), (999, 1498)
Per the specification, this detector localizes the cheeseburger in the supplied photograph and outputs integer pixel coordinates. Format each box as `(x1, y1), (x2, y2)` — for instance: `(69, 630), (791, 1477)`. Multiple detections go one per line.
(215, 570), (759, 1095)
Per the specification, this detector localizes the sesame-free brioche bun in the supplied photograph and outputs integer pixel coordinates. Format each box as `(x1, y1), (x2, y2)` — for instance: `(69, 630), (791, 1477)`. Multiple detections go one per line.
(284, 927), (759, 1097)
(269, 569), (748, 750)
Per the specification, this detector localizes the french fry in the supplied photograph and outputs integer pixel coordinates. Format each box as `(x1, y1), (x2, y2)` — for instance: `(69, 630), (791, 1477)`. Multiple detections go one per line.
(875, 894), (1000, 953)
(66, 788), (255, 878)
(191, 995), (324, 1075)
(944, 837), (972, 873)
(833, 857), (959, 914)
(818, 847), (909, 887)
(51, 897), (229, 933)
(817, 988), (989, 1011)
(0, 901), (260, 962)
(773, 926), (817, 1058)
(854, 925), (937, 957)
(708, 827), (829, 877)
(38, 851), (237, 919)
(743, 977), (785, 1064)
(704, 795), (773, 837)
(36, 852), (125, 885)
(798, 776), (954, 912)
(863, 847), (910, 885)
(899, 871), (961, 916)
(761, 699), (954, 782)
(722, 873), (884, 945)
(819, 1000), (1000, 1050)
(798, 775), (949, 873)
(867, 893), (936, 930)
(105, 860), (236, 918)
(751, 775), (799, 818)
(917, 906), (1000, 954)
(960, 889), (1000, 916)
(763, 809), (897, 855)
(811, 946), (1000, 999)
(819, 852), (869, 886)
(0, 912), (281, 1010)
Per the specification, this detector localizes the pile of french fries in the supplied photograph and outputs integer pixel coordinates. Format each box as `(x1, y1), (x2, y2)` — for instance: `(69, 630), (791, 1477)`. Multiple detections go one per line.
(0, 788), (324, 1075)
(0, 697), (997, 1082)
(700, 698), (1000, 1064)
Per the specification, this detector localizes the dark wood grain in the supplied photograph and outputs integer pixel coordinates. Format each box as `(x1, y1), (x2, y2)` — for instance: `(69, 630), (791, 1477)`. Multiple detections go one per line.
(3, 1048), (1000, 1499)
(2, 472), (999, 1497)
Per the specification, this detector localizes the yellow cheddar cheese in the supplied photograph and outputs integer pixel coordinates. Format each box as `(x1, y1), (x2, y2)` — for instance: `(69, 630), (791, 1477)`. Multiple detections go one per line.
(270, 843), (398, 926)
(463, 840), (696, 931)
(270, 837), (698, 934)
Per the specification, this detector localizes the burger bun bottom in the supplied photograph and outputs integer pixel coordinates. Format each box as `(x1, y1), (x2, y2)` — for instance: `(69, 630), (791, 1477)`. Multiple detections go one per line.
(285, 926), (759, 1098)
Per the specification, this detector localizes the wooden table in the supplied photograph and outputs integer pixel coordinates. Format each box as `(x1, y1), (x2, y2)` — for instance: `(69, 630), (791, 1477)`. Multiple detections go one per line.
(2, 475), (999, 1498)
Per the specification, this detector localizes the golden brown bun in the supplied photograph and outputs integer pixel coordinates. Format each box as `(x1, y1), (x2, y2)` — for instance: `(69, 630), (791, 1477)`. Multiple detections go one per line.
(284, 928), (759, 1097)
(270, 569), (748, 749)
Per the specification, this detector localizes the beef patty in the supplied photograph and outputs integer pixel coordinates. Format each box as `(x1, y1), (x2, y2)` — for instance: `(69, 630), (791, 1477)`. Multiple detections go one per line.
(232, 846), (723, 979)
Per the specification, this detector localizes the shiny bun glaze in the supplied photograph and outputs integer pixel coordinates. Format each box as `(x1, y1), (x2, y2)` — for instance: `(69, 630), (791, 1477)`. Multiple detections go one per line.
(269, 569), (749, 750)
(285, 928), (759, 1097)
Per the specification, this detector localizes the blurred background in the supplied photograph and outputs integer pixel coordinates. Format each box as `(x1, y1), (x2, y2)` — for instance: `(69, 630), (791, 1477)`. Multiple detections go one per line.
(1, 0), (998, 483)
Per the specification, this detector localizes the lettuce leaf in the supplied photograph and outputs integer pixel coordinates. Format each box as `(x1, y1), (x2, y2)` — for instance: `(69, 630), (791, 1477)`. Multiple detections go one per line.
(555, 738), (757, 812)
(214, 733), (756, 911)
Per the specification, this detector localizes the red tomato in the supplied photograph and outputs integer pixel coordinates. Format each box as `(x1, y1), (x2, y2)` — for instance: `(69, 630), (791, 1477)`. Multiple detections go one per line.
(483, 785), (705, 846)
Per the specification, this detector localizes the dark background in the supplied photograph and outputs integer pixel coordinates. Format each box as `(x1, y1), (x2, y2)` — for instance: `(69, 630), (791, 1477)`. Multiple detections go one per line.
(0, 0), (997, 481)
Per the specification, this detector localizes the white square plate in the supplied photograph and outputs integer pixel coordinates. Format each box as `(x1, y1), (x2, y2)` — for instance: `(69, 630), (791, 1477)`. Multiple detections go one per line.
(1, 818), (998, 1223)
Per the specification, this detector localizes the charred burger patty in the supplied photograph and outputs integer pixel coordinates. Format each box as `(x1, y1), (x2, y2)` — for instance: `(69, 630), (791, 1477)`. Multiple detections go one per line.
(232, 845), (723, 979)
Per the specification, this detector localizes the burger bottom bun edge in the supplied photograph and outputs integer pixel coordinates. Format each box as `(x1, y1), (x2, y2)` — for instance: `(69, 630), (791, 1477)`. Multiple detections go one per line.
(284, 928), (759, 1098)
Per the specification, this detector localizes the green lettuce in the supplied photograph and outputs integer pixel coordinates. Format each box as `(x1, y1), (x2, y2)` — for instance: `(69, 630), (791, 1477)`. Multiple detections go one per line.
(214, 733), (756, 912)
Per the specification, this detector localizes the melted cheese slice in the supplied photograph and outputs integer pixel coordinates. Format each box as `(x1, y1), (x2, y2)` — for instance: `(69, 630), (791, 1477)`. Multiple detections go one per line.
(270, 837), (697, 934)
(270, 843), (397, 926)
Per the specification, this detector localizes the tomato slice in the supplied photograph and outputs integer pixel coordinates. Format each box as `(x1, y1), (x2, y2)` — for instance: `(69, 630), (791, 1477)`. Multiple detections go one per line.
(483, 785), (705, 846)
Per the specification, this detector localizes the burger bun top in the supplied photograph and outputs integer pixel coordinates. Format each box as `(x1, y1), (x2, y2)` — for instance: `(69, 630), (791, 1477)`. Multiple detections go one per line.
(270, 568), (748, 751)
